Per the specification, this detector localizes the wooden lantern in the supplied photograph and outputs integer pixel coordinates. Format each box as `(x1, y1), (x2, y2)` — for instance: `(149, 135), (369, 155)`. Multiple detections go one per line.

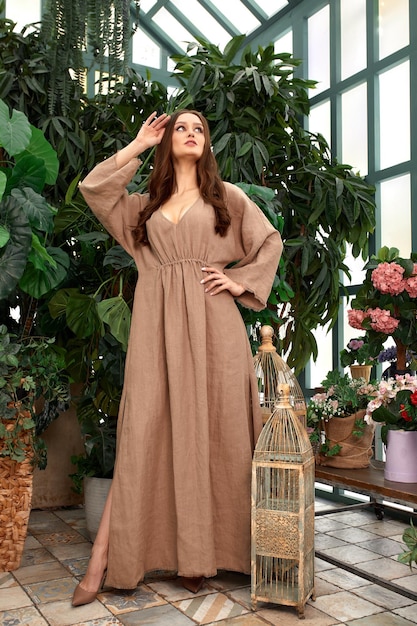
(253, 325), (307, 427)
(251, 383), (315, 618)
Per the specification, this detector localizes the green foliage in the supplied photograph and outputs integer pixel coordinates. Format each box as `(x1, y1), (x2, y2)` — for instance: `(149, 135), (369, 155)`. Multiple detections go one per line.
(170, 36), (376, 371)
(398, 520), (417, 570)
(0, 324), (70, 467)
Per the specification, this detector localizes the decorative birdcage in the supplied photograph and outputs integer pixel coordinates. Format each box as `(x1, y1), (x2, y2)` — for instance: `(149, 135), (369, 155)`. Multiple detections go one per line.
(253, 326), (307, 427)
(251, 383), (315, 619)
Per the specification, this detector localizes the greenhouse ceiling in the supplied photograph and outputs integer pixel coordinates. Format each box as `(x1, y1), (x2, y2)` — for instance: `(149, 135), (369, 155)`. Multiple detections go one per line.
(137, 0), (301, 54)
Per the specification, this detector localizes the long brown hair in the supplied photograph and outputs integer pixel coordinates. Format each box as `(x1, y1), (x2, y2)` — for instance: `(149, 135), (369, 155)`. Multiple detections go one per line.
(133, 109), (230, 245)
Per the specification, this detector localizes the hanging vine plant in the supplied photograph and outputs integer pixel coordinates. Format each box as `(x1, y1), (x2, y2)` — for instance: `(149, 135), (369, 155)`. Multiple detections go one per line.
(40, 0), (141, 113)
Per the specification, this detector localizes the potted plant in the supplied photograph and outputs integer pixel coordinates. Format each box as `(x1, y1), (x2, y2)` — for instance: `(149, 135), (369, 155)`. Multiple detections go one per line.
(307, 370), (378, 468)
(340, 335), (380, 382)
(365, 373), (417, 482)
(398, 521), (417, 570)
(347, 246), (417, 374)
(0, 324), (70, 571)
(377, 345), (417, 379)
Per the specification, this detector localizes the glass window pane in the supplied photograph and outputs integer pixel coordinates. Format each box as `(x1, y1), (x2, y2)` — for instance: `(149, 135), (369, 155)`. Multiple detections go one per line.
(132, 28), (161, 69)
(308, 100), (331, 150)
(342, 245), (367, 287)
(171, 0), (231, 49)
(308, 324), (333, 389)
(379, 0), (409, 60)
(340, 0), (367, 80)
(308, 6), (330, 95)
(380, 174), (411, 256)
(379, 61), (410, 170)
(274, 30), (293, 55)
(209, 0), (260, 34)
(341, 83), (368, 175)
(153, 9), (195, 52)
(5, 0), (41, 31)
(255, 0), (288, 18)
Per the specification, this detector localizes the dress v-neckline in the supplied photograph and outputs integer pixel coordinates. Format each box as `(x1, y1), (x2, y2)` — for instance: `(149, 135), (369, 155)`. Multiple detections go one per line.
(159, 196), (201, 225)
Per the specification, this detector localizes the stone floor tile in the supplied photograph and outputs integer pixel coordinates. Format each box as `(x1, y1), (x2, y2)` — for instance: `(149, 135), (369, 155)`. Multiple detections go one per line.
(314, 557), (336, 572)
(23, 534), (43, 550)
(38, 598), (113, 626)
(206, 614), (275, 625)
(395, 605), (417, 624)
(313, 576), (343, 596)
(352, 583), (415, 609)
(99, 584), (166, 615)
(34, 530), (87, 547)
(19, 547), (56, 568)
(0, 605), (48, 625)
(72, 618), (122, 625)
(317, 567), (372, 590)
(326, 510), (376, 527)
(207, 572), (251, 592)
(257, 602), (341, 625)
(361, 521), (409, 538)
(117, 602), (195, 625)
(173, 591), (249, 624)
(345, 612), (415, 625)
(0, 572), (17, 588)
(357, 557), (415, 581)
(391, 574), (417, 592)
(24, 576), (77, 604)
(313, 590), (383, 622)
(29, 512), (73, 534)
(314, 534), (347, 550)
(226, 585), (252, 609)
(358, 537), (404, 558)
(48, 541), (92, 561)
(319, 544), (381, 565)
(0, 585), (32, 610)
(314, 518), (349, 533)
(147, 577), (213, 601)
(12, 560), (72, 585)
(328, 528), (380, 544)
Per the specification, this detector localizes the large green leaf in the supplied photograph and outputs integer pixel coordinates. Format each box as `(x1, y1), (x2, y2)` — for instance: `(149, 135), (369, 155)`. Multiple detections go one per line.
(48, 287), (79, 320)
(0, 172), (6, 201)
(97, 295), (131, 351)
(6, 154), (46, 194)
(0, 99), (31, 157)
(19, 247), (70, 298)
(0, 196), (32, 299)
(66, 292), (102, 338)
(11, 187), (56, 233)
(15, 127), (59, 185)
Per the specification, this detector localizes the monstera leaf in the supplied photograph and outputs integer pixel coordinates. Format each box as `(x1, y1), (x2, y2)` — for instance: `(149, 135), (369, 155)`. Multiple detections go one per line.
(0, 196), (32, 299)
(19, 247), (70, 298)
(0, 99), (31, 157)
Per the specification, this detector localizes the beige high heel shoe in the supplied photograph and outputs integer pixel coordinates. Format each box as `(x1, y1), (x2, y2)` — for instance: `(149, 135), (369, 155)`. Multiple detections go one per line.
(72, 571), (107, 607)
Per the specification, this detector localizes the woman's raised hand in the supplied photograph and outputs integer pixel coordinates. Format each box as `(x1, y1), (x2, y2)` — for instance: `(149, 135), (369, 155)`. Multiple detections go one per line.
(135, 112), (171, 151)
(115, 112), (171, 168)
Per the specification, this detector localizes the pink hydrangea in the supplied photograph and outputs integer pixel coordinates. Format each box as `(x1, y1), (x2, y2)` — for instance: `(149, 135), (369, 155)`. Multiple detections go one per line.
(347, 309), (368, 330)
(368, 307), (399, 334)
(404, 263), (417, 298)
(371, 262), (406, 295)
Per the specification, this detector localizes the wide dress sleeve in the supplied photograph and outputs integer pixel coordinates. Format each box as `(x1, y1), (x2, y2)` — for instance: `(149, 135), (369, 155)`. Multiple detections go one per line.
(78, 154), (146, 258)
(222, 182), (283, 311)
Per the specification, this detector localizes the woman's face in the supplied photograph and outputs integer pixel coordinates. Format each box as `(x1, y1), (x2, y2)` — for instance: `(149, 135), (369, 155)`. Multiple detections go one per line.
(171, 112), (205, 162)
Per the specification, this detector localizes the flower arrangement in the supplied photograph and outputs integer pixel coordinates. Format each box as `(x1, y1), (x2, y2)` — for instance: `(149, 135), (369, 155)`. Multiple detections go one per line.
(307, 370), (378, 456)
(340, 336), (377, 367)
(347, 247), (417, 372)
(365, 373), (417, 444)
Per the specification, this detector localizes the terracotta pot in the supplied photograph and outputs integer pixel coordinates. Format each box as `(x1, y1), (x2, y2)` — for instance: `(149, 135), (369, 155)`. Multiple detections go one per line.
(350, 364), (372, 382)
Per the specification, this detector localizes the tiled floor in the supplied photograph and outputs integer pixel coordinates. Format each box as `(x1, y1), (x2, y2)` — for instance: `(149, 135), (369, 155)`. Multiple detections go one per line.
(1, 499), (416, 625)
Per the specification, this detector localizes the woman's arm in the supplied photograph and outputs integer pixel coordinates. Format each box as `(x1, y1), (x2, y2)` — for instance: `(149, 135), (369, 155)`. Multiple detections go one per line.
(114, 112), (171, 169)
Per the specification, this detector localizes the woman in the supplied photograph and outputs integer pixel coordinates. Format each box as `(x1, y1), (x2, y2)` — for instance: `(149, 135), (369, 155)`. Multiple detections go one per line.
(72, 109), (282, 606)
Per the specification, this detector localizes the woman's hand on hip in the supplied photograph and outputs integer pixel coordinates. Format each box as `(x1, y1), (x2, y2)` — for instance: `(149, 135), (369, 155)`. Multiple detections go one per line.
(201, 266), (245, 297)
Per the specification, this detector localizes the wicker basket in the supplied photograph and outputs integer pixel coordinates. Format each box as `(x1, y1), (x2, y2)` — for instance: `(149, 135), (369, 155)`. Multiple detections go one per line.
(0, 417), (34, 572)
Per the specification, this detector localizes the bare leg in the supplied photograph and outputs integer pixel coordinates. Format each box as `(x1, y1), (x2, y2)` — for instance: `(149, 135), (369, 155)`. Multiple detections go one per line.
(78, 483), (113, 593)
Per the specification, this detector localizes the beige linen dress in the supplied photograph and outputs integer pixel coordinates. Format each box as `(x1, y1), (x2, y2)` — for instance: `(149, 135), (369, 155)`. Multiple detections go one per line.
(79, 155), (282, 589)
